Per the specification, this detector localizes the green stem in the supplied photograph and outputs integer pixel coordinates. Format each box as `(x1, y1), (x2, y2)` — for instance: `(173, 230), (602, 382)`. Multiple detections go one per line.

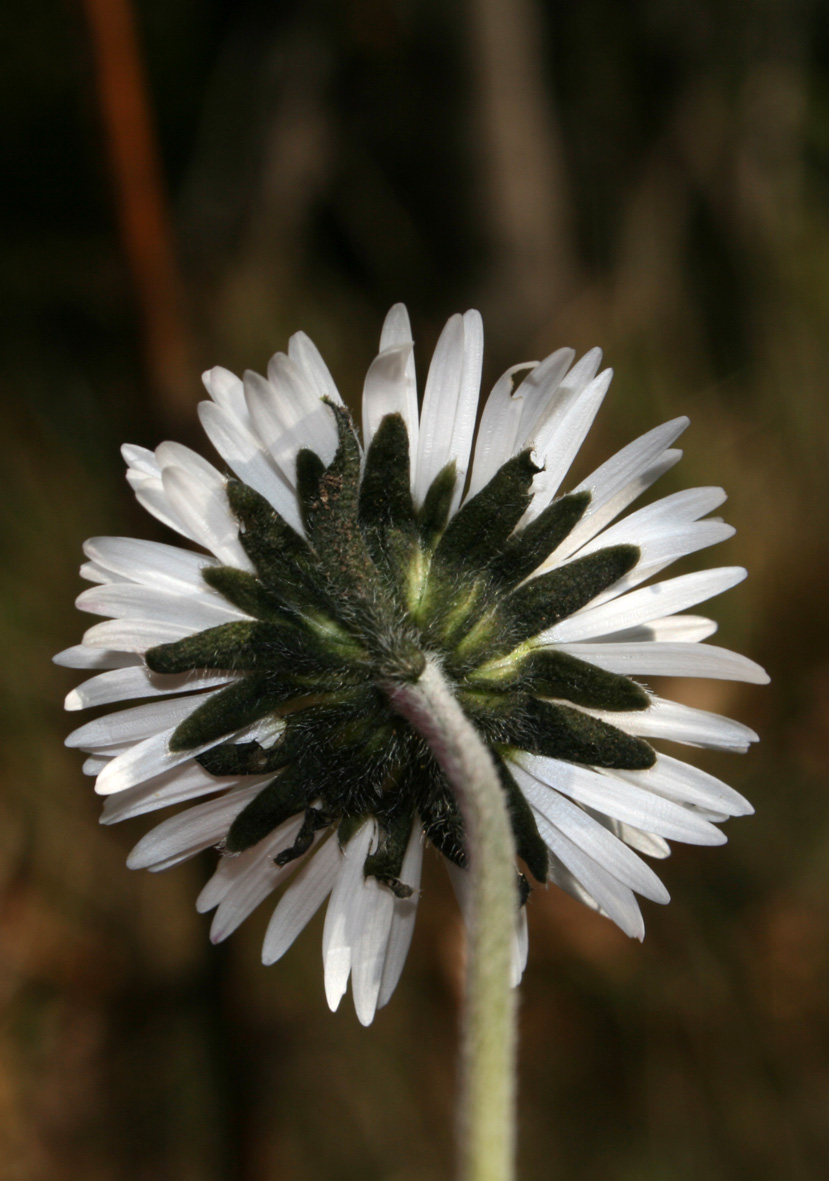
(386, 655), (518, 1181)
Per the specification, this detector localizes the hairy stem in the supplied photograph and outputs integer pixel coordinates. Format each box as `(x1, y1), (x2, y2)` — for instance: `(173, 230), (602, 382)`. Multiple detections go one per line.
(386, 655), (518, 1181)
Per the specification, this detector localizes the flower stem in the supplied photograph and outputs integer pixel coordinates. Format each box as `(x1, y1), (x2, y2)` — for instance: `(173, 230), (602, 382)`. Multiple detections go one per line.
(386, 655), (518, 1181)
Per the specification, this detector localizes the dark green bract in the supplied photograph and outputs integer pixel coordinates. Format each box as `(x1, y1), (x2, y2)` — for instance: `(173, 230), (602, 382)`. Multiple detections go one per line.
(145, 405), (655, 899)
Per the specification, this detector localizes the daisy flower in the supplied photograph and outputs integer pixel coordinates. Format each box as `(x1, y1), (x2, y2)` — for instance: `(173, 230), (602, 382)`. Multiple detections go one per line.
(56, 304), (767, 1026)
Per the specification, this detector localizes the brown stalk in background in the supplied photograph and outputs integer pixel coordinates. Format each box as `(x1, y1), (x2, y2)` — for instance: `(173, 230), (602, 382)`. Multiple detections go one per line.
(466, 0), (576, 343)
(82, 0), (195, 428)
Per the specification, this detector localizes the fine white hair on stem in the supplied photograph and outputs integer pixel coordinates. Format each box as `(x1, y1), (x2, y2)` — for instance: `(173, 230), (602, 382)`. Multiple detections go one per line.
(386, 658), (518, 1181)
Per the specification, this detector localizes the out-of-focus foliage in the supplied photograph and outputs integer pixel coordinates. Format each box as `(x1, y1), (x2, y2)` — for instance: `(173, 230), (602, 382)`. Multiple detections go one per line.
(1, 1), (827, 1178)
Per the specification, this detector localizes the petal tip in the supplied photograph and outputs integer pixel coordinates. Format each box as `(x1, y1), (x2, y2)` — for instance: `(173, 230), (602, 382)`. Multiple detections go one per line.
(355, 1000), (377, 1027)
(94, 767), (122, 796)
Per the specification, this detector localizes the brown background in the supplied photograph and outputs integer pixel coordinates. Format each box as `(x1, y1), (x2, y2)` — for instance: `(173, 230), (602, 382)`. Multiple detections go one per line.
(1, 0), (827, 1177)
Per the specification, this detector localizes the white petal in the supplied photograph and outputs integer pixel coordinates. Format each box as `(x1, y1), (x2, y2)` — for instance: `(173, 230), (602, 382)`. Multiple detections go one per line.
(288, 331), (343, 406)
(244, 363), (338, 483)
(79, 559), (125, 585)
(93, 723), (228, 794)
(553, 449), (684, 564)
(552, 418), (689, 559)
(615, 752), (754, 816)
(512, 762), (673, 896)
(599, 819), (671, 860)
(197, 401), (303, 534)
(588, 520), (737, 608)
(267, 351), (340, 462)
(321, 820), (376, 1012)
(415, 314), (463, 501)
(160, 465), (251, 569)
(380, 303), (413, 350)
(75, 583), (249, 627)
(126, 783), (262, 871)
(66, 692), (211, 750)
(127, 470), (196, 540)
(689, 808), (731, 824)
(512, 754), (723, 849)
(378, 303), (419, 457)
(576, 487), (728, 559)
(466, 362), (539, 498)
(361, 343), (416, 451)
(530, 804), (646, 938)
(83, 756), (109, 776)
(377, 825), (425, 1009)
(527, 369), (613, 514)
(197, 819), (300, 913)
(198, 850), (253, 913)
(83, 536), (218, 592)
(544, 567), (746, 643)
(243, 369), (301, 485)
(415, 311), (483, 511)
(102, 708), (261, 784)
(450, 311), (485, 512)
(545, 855), (603, 913)
(81, 618), (199, 653)
(101, 763), (271, 824)
(155, 440), (224, 485)
(510, 906), (529, 987)
(553, 640), (768, 683)
(351, 871), (396, 1026)
(65, 666), (237, 711)
(587, 696), (759, 751)
(513, 347), (578, 446)
(580, 417), (688, 505)
(596, 615), (719, 644)
(261, 833), (340, 965)
(209, 815), (313, 943)
(121, 443), (160, 477)
(202, 365), (248, 420)
(518, 348), (601, 453)
(54, 645), (142, 670)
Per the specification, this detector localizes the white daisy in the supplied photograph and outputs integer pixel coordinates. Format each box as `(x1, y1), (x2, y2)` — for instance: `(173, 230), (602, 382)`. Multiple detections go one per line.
(57, 304), (767, 1025)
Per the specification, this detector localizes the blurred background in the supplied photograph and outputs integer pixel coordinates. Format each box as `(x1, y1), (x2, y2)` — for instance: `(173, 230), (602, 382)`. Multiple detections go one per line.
(1, 0), (827, 1177)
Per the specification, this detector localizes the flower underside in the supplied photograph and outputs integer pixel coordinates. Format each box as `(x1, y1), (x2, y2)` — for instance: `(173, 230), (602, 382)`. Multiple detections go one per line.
(146, 403), (655, 900)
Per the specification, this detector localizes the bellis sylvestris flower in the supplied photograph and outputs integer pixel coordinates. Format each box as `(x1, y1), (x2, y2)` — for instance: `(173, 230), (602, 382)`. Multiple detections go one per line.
(57, 305), (767, 1025)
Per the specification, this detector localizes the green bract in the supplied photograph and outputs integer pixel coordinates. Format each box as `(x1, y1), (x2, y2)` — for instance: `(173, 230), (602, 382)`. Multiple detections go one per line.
(146, 405), (654, 899)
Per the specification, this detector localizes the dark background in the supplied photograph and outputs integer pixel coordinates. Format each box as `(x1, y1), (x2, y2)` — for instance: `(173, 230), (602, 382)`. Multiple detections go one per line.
(2, 1), (827, 1178)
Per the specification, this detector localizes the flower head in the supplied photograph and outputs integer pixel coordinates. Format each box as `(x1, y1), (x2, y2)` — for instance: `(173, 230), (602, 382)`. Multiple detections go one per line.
(58, 305), (767, 1024)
